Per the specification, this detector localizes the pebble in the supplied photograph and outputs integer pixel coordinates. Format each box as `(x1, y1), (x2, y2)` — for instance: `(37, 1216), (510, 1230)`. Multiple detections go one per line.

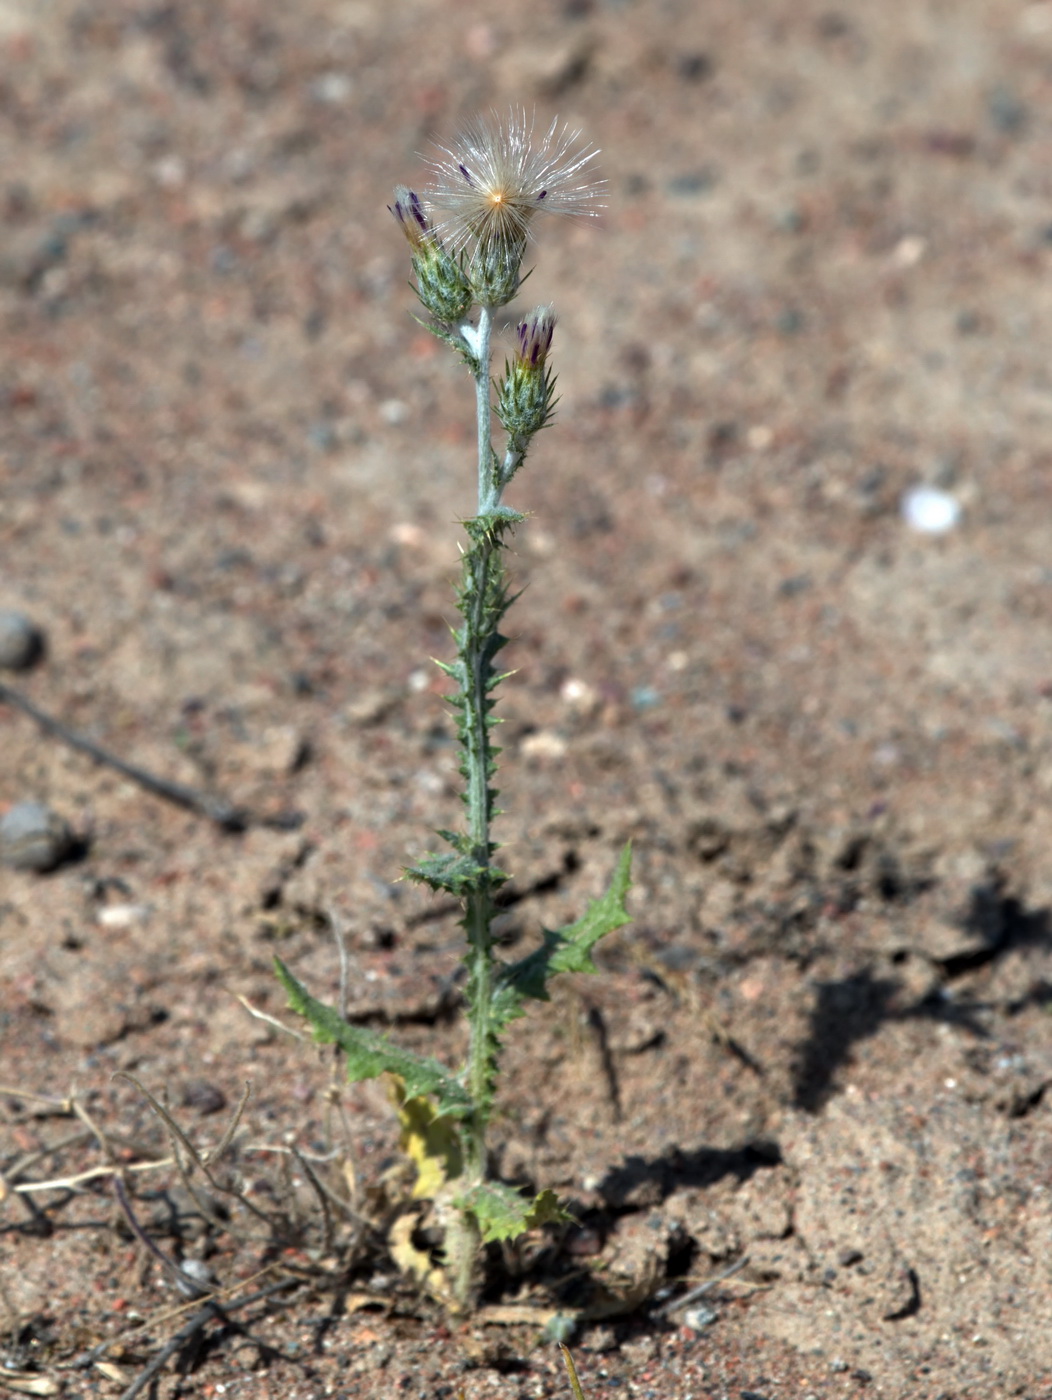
(560, 677), (600, 715)
(631, 685), (661, 710)
(667, 168), (717, 197)
(901, 486), (962, 534)
(681, 1303), (719, 1331)
(181, 1079), (228, 1115)
(308, 71), (353, 104)
(97, 903), (150, 929)
(987, 84), (1028, 135)
(0, 801), (73, 871)
(176, 1257), (217, 1296)
(0, 610), (45, 670)
(520, 729), (568, 760)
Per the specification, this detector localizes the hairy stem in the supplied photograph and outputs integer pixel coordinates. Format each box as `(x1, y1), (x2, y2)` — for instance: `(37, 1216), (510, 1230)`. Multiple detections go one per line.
(444, 306), (511, 1305)
(465, 309), (502, 1181)
(444, 1194), (482, 1312)
(475, 304), (496, 513)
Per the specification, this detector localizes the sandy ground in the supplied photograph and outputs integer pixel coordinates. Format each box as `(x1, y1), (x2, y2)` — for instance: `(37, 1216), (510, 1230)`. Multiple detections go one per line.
(3, 1), (1052, 1397)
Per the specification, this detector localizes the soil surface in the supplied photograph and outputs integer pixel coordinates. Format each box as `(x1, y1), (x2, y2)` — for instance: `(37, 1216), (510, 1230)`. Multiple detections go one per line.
(3, 2), (1052, 1398)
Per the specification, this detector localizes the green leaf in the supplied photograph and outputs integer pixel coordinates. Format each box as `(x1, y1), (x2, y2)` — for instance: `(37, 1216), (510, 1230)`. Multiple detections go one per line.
(491, 843), (632, 1029)
(455, 1182), (569, 1243)
(404, 850), (507, 895)
(544, 840), (633, 975)
(274, 958), (473, 1118)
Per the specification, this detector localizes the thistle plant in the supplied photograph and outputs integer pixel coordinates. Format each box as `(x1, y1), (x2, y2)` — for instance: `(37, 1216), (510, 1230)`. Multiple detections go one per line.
(276, 110), (630, 1310)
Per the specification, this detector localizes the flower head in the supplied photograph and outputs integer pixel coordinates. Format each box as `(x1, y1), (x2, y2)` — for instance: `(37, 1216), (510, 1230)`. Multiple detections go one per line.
(424, 111), (603, 304)
(389, 184), (435, 253)
(388, 183), (473, 323)
(515, 306), (556, 370)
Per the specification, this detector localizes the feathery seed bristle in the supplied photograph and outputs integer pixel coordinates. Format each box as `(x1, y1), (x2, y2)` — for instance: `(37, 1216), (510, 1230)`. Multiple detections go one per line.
(425, 110), (605, 260)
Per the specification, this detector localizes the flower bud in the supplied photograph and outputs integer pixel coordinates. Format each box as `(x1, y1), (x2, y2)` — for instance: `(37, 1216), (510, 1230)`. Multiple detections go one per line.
(389, 185), (474, 324)
(389, 185), (432, 252)
(496, 306), (557, 442)
(516, 306), (555, 369)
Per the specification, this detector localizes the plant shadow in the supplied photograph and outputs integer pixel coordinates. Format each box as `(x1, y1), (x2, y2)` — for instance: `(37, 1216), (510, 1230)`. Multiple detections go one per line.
(595, 1137), (782, 1210)
(791, 888), (1052, 1112)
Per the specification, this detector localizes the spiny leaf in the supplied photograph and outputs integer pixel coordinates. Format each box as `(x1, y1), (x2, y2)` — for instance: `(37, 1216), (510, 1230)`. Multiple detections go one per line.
(395, 1091), (464, 1199)
(491, 843), (633, 1030)
(404, 851), (508, 895)
(274, 958), (473, 1117)
(435, 827), (471, 854)
(542, 841), (633, 975)
(455, 1182), (568, 1243)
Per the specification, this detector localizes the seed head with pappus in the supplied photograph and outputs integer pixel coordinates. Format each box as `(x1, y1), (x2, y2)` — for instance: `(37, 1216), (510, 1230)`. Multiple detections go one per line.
(425, 110), (605, 307)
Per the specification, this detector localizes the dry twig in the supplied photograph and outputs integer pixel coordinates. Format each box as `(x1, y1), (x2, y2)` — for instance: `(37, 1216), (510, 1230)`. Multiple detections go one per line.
(0, 680), (302, 832)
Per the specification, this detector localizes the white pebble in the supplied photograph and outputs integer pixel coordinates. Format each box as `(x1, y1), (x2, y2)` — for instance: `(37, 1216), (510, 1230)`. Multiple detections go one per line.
(560, 677), (599, 714)
(682, 1303), (719, 1331)
(520, 730), (568, 760)
(901, 486), (961, 534)
(176, 1258), (216, 1296)
(98, 903), (150, 929)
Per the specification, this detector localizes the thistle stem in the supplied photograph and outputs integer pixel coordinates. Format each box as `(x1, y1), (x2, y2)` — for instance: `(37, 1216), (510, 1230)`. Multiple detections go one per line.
(463, 304), (501, 1184)
(475, 304), (496, 514)
(444, 305), (508, 1305)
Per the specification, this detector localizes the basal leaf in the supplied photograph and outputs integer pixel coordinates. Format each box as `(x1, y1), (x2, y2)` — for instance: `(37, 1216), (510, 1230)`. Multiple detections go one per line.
(388, 1211), (454, 1305)
(396, 1091), (464, 1199)
(455, 1182), (568, 1243)
(274, 958), (473, 1118)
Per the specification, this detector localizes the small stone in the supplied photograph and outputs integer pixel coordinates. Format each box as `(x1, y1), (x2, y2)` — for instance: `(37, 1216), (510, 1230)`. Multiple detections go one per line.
(678, 52), (714, 82)
(560, 677), (600, 715)
(682, 1303), (719, 1331)
(520, 729), (568, 760)
(97, 903), (150, 929)
(0, 611), (45, 670)
(308, 71), (353, 104)
(667, 168), (718, 197)
(176, 1257), (217, 1295)
(901, 486), (961, 534)
(892, 235), (927, 267)
(987, 84), (1028, 135)
(181, 1080), (228, 1115)
(0, 801), (73, 871)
